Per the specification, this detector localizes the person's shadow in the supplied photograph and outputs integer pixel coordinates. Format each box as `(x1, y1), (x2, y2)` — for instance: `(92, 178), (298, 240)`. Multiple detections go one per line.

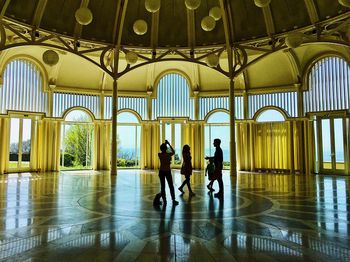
(155, 203), (176, 261)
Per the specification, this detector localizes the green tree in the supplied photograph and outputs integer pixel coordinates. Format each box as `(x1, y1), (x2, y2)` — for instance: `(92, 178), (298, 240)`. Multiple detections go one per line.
(64, 122), (93, 167)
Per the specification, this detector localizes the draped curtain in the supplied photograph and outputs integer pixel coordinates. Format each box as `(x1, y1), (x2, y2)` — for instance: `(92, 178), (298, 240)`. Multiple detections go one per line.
(141, 122), (160, 169)
(93, 121), (111, 170)
(0, 117), (9, 174)
(236, 120), (307, 173)
(182, 123), (205, 169)
(32, 119), (61, 172)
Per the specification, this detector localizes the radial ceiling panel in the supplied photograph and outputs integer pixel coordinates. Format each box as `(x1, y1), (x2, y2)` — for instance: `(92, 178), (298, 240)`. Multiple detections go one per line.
(119, 66), (148, 91)
(158, 1), (188, 47)
(270, 0), (310, 32)
(2, 0), (349, 49)
(81, 0), (119, 43)
(5, 0), (38, 23)
(122, 0), (151, 47)
(314, 0), (348, 20)
(229, 0), (266, 41)
(0, 0), (7, 10)
(247, 52), (295, 88)
(40, 0), (81, 36)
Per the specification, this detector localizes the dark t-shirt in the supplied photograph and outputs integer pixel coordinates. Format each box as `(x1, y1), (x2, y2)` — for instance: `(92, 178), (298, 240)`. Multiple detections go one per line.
(158, 152), (174, 171)
(214, 147), (223, 171)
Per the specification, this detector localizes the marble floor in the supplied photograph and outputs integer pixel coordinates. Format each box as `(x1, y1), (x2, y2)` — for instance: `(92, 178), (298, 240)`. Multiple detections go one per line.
(0, 170), (349, 261)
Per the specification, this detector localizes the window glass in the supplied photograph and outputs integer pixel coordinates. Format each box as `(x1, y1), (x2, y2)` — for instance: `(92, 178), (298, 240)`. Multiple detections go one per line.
(257, 109), (285, 122)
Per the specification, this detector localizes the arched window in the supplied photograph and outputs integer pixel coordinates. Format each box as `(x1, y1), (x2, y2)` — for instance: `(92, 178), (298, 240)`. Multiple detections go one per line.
(304, 56), (350, 113)
(117, 112), (141, 168)
(0, 59), (47, 113)
(61, 109), (94, 170)
(207, 111), (230, 123)
(256, 109), (285, 122)
(152, 73), (194, 119)
(65, 109), (93, 122)
(205, 111), (230, 169)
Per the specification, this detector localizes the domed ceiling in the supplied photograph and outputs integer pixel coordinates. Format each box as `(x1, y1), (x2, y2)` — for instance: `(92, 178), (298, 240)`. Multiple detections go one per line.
(1, 0), (349, 49)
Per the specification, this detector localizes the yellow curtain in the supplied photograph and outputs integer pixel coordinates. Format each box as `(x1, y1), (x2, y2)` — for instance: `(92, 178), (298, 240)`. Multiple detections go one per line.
(33, 119), (61, 172)
(93, 121), (111, 170)
(182, 122), (204, 169)
(236, 120), (308, 173)
(0, 117), (9, 174)
(141, 122), (160, 169)
(291, 120), (308, 173)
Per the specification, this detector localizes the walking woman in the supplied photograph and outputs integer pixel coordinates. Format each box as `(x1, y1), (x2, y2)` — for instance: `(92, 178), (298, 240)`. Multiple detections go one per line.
(158, 140), (179, 205)
(178, 145), (195, 196)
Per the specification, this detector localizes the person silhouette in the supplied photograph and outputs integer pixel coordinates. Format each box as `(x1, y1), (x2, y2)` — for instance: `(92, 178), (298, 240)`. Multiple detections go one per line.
(178, 145), (195, 196)
(205, 157), (215, 192)
(158, 140), (179, 205)
(205, 138), (224, 199)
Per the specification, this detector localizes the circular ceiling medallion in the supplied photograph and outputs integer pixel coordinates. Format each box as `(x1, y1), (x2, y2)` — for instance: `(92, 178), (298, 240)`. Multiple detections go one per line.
(75, 7), (93, 26)
(145, 0), (161, 13)
(185, 0), (201, 10)
(125, 51), (138, 65)
(206, 53), (220, 67)
(133, 19), (148, 35)
(254, 0), (271, 8)
(201, 16), (216, 32)
(209, 7), (222, 21)
(339, 0), (350, 8)
(42, 50), (59, 66)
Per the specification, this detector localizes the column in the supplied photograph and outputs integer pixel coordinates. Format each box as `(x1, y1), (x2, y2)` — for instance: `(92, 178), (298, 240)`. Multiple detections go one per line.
(243, 90), (248, 120)
(193, 90), (199, 121)
(229, 77), (236, 176)
(147, 90), (152, 120)
(297, 83), (303, 117)
(111, 78), (118, 175)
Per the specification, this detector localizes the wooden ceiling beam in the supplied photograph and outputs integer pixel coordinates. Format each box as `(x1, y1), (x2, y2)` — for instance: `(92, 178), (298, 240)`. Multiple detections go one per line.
(261, 6), (275, 36)
(303, 0), (319, 24)
(186, 9), (196, 50)
(0, 0), (11, 19)
(73, 0), (89, 42)
(32, 0), (48, 28)
(150, 11), (159, 50)
(112, 0), (129, 47)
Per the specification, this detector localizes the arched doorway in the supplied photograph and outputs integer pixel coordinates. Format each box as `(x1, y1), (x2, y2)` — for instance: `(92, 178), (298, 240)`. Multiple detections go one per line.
(205, 111), (230, 169)
(155, 73), (194, 167)
(306, 56), (350, 174)
(117, 111), (141, 168)
(60, 109), (94, 170)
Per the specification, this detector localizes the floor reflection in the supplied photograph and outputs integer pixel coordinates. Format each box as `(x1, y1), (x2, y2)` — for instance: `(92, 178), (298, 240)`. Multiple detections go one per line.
(0, 170), (349, 261)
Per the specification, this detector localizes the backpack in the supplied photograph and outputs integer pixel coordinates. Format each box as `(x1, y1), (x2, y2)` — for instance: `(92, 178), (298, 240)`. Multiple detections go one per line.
(153, 193), (162, 206)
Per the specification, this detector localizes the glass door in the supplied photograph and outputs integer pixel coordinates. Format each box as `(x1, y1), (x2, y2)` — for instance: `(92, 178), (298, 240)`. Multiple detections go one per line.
(160, 121), (182, 166)
(9, 117), (32, 171)
(317, 116), (348, 174)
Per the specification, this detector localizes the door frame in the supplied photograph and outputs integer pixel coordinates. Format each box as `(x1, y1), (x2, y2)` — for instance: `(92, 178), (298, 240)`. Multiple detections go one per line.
(159, 118), (186, 167)
(60, 120), (94, 170)
(8, 115), (35, 172)
(316, 113), (349, 175)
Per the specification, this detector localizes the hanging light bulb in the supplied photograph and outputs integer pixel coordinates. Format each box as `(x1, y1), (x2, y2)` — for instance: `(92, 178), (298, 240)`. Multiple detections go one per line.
(338, 0), (350, 8)
(201, 16), (216, 32)
(145, 0), (161, 13)
(285, 32), (304, 48)
(133, 19), (148, 35)
(75, 7), (93, 25)
(185, 0), (201, 10)
(206, 53), (219, 67)
(209, 7), (222, 21)
(42, 50), (59, 66)
(125, 51), (138, 65)
(254, 0), (271, 8)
